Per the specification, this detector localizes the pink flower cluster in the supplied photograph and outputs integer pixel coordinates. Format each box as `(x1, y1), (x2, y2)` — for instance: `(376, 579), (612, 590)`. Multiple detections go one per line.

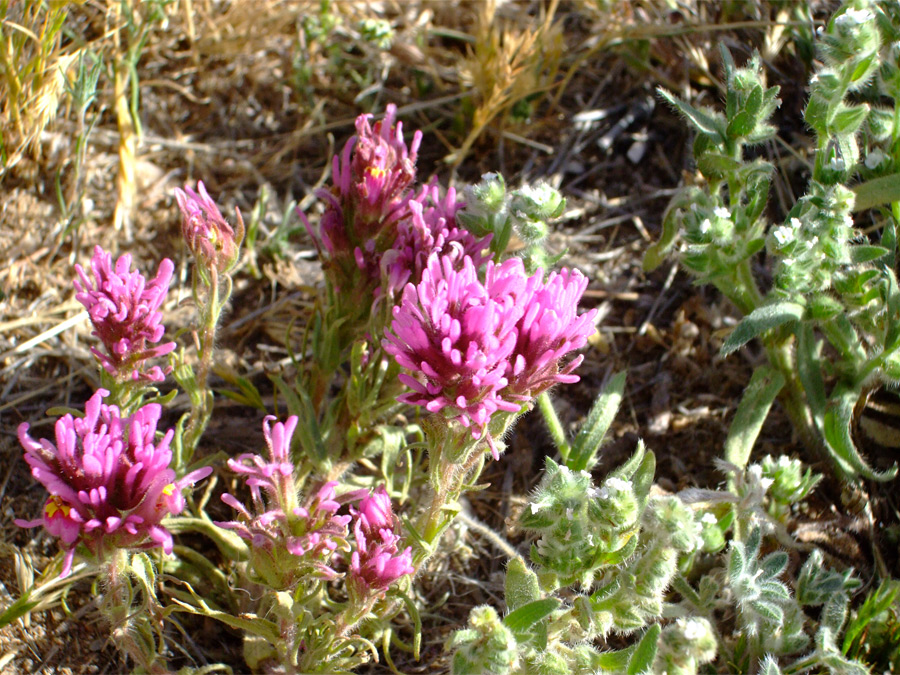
(383, 253), (597, 455)
(218, 415), (413, 593)
(16, 389), (212, 576)
(217, 416), (355, 584)
(349, 486), (414, 596)
(74, 246), (176, 382)
(304, 105), (491, 302)
(174, 181), (244, 276)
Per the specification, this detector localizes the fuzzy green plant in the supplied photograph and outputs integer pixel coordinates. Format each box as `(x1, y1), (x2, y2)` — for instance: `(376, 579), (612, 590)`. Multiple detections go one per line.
(447, 380), (871, 675)
(646, 0), (900, 482)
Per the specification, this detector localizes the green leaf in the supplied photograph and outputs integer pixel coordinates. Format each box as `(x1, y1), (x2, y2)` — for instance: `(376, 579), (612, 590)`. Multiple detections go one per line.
(502, 598), (559, 636)
(567, 371), (626, 472)
(644, 189), (699, 272)
(171, 597), (280, 644)
(726, 110), (754, 138)
(130, 552), (157, 601)
(823, 387), (897, 481)
(842, 580), (900, 655)
(0, 592), (39, 629)
(724, 365), (785, 471)
(627, 623), (662, 675)
(852, 172), (900, 211)
(165, 516), (250, 561)
(504, 557), (541, 611)
(658, 87), (725, 140)
(593, 647), (633, 671)
(721, 301), (806, 355)
(831, 104), (869, 137)
(849, 245), (890, 264)
(697, 152), (743, 178)
(796, 324), (826, 432)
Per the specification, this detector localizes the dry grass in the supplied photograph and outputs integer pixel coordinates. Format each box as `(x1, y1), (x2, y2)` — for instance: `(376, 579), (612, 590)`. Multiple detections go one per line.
(1, 0), (878, 672)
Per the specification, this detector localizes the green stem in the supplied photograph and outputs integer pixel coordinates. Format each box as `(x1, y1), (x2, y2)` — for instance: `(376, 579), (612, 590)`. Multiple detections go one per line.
(537, 392), (570, 462)
(763, 338), (821, 457)
(184, 269), (220, 461)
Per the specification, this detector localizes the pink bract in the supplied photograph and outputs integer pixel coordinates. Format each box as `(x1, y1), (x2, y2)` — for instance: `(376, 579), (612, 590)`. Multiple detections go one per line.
(15, 389), (211, 576)
(382, 182), (493, 295)
(74, 246), (176, 382)
(349, 486), (413, 594)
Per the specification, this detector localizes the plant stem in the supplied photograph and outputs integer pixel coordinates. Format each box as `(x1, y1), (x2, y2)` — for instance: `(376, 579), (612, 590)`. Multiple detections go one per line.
(537, 392), (571, 462)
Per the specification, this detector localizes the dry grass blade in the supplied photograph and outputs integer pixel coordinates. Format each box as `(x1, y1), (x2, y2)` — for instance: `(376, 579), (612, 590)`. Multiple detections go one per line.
(448, 0), (563, 168)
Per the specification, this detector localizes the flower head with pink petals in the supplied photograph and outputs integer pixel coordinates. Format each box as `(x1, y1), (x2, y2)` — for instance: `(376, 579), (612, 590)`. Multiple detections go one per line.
(15, 389), (211, 576)
(348, 486), (413, 597)
(74, 246), (176, 383)
(303, 104), (423, 298)
(384, 252), (596, 457)
(217, 415), (363, 588)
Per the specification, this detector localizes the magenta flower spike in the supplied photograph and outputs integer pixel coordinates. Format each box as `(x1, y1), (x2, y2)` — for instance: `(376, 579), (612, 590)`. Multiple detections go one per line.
(383, 253), (527, 438)
(305, 104), (423, 295)
(15, 389), (212, 576)
(217, 416), (361, 586)
(74, 246), (176, 382)
(174, 180), (244, 276)
(505, 268), (598, 397)
(348, 486), (413, 595)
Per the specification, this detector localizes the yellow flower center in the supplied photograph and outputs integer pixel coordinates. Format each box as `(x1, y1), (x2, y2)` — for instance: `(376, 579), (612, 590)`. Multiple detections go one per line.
(44, 496), (71, 519)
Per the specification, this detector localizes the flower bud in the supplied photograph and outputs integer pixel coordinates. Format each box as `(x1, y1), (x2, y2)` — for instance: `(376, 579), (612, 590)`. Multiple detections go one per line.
(653, 617), (717, 675)
(175, 181), (244, 278)
(448, 606), (518, 675)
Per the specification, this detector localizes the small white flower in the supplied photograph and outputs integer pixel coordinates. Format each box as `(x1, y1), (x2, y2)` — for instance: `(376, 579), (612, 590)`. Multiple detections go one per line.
(826, 157), (846, 172)
(761, 477), (775, 491)
(806, 236), (819, 251)
(790, 217), (802, 229)
(605, 477), (630, 493)
(835, 7), (873, 26)
(597, 487), (610, 500)
(698, 218), (712, 234)
(565, 507), (574, 521)
(865, 148), (886, 170)
(701, 512), (718, 525)
(714, 206), (731, 219)
(772, 225), (793, 246)
(681, 618), (707, 641)
(530, 502), (542, 514)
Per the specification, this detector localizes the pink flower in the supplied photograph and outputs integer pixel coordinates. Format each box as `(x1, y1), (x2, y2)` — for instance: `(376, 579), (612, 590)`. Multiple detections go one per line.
(217, 416), (363, 586)
(384, 253), (597, 455)
(505, 268), (597, 397)
(15, 389), (212, 576)
(382, 254), (526, 437)
(382, 182), (493, 295)
(303, 104), (423, 295)
(74, 246), (176, 382)
(349, 486), (413, 595)
(175, 180), (244, 275)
